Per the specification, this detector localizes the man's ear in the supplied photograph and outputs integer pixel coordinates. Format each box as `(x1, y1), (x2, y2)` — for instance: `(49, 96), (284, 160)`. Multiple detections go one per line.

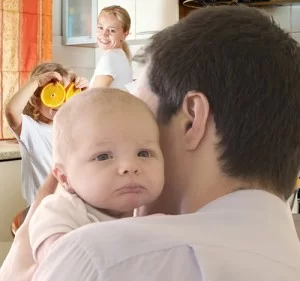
(53, 164), (75, 194)
(182, 91), (210, 150)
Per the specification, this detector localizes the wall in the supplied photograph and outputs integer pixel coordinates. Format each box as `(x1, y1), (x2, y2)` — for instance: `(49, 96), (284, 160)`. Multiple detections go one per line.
(0, 160), (26, 265)
(263, 5), (300, 42)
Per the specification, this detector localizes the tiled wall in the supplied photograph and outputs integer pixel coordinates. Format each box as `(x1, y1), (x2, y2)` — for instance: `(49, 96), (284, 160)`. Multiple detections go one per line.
(52, 1), (300, 81)
(262, 5), (300, 43)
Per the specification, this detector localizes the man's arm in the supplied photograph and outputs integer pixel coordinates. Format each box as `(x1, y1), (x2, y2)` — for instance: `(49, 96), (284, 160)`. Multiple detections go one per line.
(32, 234), (98, 281)
(32, 230), (202, 281)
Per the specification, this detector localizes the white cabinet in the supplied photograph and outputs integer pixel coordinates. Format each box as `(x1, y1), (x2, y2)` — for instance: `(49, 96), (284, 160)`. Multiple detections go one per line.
(62, 0), (98, 45)
(135, 0), (179, 40)
(97, 0), (136, 41)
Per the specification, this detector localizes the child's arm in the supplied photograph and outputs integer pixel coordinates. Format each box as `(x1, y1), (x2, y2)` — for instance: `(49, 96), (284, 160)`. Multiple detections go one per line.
(35, 233), (65, 263)
(5, 72), (62, 137)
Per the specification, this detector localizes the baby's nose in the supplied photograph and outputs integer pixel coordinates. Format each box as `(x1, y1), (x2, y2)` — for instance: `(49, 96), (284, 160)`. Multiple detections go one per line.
(118, 162), (140, 176)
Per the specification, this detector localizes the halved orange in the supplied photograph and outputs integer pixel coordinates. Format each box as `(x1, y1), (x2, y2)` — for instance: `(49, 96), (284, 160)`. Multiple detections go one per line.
(65, 82), (81, 101)
(296, 177), (300, 187)
(41, 83), (66, 108)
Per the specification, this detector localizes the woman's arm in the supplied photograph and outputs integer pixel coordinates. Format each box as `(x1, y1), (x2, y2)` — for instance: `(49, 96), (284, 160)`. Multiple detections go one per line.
(91, 75), (114, 88)
(0, 173), (58, 281)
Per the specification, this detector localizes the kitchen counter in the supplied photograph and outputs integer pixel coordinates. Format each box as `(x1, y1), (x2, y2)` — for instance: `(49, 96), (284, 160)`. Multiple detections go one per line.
(0, 141), (21, 161)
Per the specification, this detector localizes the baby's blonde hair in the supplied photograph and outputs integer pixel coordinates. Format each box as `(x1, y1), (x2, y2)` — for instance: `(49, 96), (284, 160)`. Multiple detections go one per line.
(23, 62), (71, 121)
(99, 5), (132, 60)
(53, 87), (156, 165)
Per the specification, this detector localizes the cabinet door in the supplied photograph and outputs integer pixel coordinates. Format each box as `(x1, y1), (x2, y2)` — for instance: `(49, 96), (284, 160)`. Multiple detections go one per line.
(62, 0), (98, 45)
(97, 0), (136, 40)
(135, 0), (179, 40)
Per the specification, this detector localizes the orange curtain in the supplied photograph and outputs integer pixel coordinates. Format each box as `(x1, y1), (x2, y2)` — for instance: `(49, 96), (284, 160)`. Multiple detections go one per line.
(0, 0), (52, 139)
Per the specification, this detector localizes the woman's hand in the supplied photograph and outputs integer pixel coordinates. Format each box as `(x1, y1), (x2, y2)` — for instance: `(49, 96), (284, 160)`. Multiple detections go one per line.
(0, 173), (58, 281)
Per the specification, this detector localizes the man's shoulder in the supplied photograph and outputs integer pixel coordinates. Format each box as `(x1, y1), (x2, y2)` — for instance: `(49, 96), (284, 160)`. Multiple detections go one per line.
(35, 217), (202, 281)
(70, 215), (181, 245)
(59, 215), (189, 268)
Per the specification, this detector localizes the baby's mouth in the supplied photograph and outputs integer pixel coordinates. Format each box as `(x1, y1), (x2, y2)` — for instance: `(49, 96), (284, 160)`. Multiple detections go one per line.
(115, 184), (145, 194)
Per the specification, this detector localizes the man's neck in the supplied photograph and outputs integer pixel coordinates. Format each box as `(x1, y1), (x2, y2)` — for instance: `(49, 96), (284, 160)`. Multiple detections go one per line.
(179, 175), (253, 214)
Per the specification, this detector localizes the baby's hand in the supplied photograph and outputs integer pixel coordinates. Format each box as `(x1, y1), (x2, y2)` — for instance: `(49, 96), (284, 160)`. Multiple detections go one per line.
(33, 71), (63, 87)
(74, 76), (89, 90)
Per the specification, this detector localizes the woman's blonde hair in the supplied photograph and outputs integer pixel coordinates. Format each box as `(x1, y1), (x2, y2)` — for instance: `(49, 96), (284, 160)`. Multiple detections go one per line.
(23, 62), (71, 121)
(100, 5), (132, 60)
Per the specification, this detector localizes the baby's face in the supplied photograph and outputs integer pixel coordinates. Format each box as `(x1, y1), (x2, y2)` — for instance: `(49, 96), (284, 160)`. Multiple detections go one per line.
(64, 107), (164, 215)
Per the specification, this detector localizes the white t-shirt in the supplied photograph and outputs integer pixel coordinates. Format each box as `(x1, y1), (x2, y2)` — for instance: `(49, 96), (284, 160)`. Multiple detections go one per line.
(90, 49), (133, 90)
(29, 187), (115, 261)
(15, 114), (53, 205)
(32, 190), (300, 281)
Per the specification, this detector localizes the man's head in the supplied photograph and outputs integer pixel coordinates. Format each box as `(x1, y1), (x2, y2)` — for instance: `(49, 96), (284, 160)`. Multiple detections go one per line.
(53, 88), (164, 216)
(134, 6), (300, 213)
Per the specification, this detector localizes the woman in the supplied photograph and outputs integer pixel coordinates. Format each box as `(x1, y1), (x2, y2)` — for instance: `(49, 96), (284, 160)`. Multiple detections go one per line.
(90, 5), (133, 90)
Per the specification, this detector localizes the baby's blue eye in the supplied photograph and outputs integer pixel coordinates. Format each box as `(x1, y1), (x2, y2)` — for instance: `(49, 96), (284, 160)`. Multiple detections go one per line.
(138, 150), (151, 158)
(96, 153), (112, 161)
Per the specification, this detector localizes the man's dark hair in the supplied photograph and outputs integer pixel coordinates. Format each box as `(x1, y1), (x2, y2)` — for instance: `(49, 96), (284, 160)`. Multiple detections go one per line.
(135, 6), (300, 199)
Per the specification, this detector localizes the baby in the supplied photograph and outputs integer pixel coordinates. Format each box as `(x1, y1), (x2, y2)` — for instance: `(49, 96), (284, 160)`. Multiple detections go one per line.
(29, 88), (164, 262)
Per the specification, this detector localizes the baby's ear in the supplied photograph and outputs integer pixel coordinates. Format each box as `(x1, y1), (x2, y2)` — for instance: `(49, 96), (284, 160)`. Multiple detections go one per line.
(52, 164), (75, 194)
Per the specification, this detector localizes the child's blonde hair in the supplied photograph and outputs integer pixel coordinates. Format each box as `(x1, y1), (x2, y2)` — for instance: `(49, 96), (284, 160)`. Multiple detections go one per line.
(100, 5), (132, 60)
(23, 62), (71, 121)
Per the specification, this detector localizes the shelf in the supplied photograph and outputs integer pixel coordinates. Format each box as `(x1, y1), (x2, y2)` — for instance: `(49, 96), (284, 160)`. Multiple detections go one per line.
(181, 0), (300, 8)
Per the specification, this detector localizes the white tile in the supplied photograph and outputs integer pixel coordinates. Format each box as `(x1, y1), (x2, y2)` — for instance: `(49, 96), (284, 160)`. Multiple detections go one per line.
(52, 0), (62, 36)
(291, 5), (300, 32)
(52, 36), (96, 68)
(129, 44), (145, 56)
(262, 6), (291, 32)
(291, 32), (300, 43)
(69, 67), (95, 81)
